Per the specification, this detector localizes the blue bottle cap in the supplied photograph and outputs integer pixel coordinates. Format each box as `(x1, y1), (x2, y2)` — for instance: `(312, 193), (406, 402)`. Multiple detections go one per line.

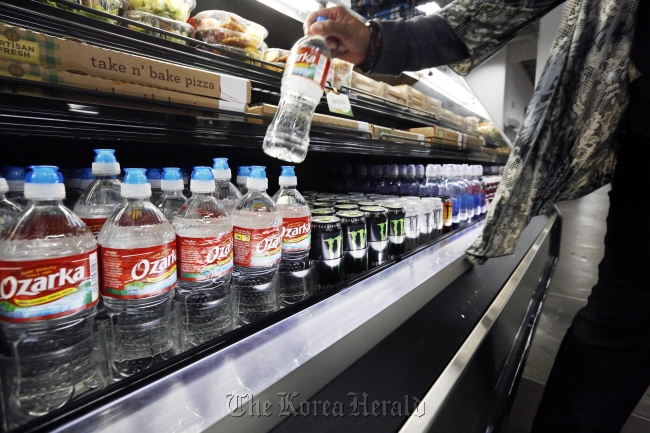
(80, 168), (95, 180)
(237, 166), (251, 176)
(249, 166), (266, 179)
(407, 164), (416, 175)
(24, 166), (65, 200)
(316, 16), (327, 22)
(162, 167), (182, 181)
(212, 158), (230, 170)
(280, 166), (295, 177)
(26, 166), (63, 184)
(190, 166), (216, 193)
(146, 168), (162, 180)
(94, 149), (117, 163)
(248, 166), (268, 190)
(124, 168), (149, 184)
(212, 158), (232, 180)
(5, 166), (26, 180)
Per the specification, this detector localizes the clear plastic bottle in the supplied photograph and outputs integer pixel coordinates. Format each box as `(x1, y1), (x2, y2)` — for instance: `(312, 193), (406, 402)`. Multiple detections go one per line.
(272, 166), (311, 307)
(0, 176), (21, 232)
(97, 168), (178, 380)
(477, 165), (488, 215)
(398, 165), (408, 183)
(155, 167), (188, 222)
(211, 158), (242, 215)
(384, 164), (401, 195)
(459, 164), (474, 222)
(400, 165), (420, 197)
(231, 166), (282, 326)
(368, 165), (385, 194)
(181, 168), (191, 198)
(262, 16), (332, 163)
(5, 166), (28, 209)
(74, 150), (122, 238)
(173, 167), (233, 349)
(64, 168), (82, 209)
(79, 168), (95, 192)
(420, 164), (439, 197)
(236, 166), (251, 195)
(146, 168), (163, 204)
(440, 165), (462, 229)
(468, 165), (482, 220)
(415, 164), (425, 185)
(0, 166), (102, 420)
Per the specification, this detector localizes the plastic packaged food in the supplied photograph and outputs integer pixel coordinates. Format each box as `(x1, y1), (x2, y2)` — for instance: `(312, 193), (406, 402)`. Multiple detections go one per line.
(126, 0), (195, 22)
(125, 10), (194, 44)
(264, 48), (290, 72)
(332, 59), (353, 90)
(192, 10), (268, 60)
(42, 0), (127, 22)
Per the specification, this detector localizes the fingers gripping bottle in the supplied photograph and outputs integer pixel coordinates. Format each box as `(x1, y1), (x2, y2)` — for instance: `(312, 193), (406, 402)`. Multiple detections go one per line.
(73, 149), (123, 238)
(263, 16), (332, 163)
(0, 166), (103, 421)
(231, 166), (282, 326)
(98, 168), (178, 381)
(272, 166), (311, 307)
(212, 158), (242, 215)
(173, 167), (234, 349)
(0, 176), (21, 232)
(156, 168), (188, 222)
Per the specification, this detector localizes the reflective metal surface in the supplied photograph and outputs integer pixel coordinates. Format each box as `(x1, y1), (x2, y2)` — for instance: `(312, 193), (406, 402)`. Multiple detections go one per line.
(53, 223), (484, 433)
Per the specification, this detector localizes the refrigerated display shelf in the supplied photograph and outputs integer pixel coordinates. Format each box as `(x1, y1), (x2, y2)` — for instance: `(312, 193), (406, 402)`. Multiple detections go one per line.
(0, 88), (508, 163)
(8, 214), (484, 433)
(0, 0), (499, 134)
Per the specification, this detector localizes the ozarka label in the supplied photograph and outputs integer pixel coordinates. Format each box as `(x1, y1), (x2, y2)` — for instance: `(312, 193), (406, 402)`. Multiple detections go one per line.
(81, 217), (108, 238)
(101, 241), (177, 299)
(283, 46), (331, 88)
(233, 226), (282, 267)
(0, 250), (99, 322)
(177, 234), (233, 282)
(281, 216), (311, 253)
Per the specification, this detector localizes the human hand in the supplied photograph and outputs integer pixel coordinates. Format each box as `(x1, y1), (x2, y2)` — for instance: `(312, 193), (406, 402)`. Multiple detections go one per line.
(304, 6), (370, 66)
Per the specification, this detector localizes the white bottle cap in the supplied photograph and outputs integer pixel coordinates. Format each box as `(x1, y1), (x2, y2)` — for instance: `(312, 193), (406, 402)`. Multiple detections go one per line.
(92, 149), (121, 175)
(161, 179), (184, 191)
(122, 169), (152, 199)
(0, 178), (8, 193)
(24, 166), (66, 200)
(191, 180), (216, 193)
(149, 179), (161, 189)
(237, 176), (247, 185)
(278, 176), (297, 186)
(247, 166), (268, 190)
(7, 180), (24, 192)
(212, 158), (232, 180)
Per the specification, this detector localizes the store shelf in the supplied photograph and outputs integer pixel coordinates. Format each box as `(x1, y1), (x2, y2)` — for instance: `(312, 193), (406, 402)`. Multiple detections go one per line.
(0, 89), (508, 163)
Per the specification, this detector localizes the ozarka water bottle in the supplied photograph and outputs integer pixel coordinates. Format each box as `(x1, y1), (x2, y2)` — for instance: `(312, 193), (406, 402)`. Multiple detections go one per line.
(231, 166), (282, 326)
(262, 16), (332, 163)
(173, 167), (234, 349)
(0, 166), (103, 423)
(272, 166), (311, 307)
(98, 168), (178, 381)
(212, 158), (242, 215)
(73, 149), (123, 237)
(155, 167), (188, 222)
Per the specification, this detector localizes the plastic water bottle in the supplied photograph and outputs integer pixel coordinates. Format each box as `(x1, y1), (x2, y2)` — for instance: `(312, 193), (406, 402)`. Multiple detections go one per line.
(98, 168), (178, 380)
(212, 158), (242, 214)
(398, 165), (408, 183)
(400, 165), (420, 196)
(231, 166), (282, 326)
(74, 150), (122, 238)
(64, 168), (82, 209)
(147, 168), (163, 205)
(262, 16), (332, 163)
(0, 166), (103, 421)
(441, 165), (462, 229)
(155, 168), (187, 222)
(415, 164), (425, 184)
(5, 166), (28, 209)
(236, 166), (251, 195)
(459, 164), (474, 222)
(468, 165), (482, 220)
(384, 164), (401, 195)
(368, 165), (384, 194)
(272, 166), (311, 307)
(0, 176), (21, 232)
(79, 168), (95, 192)
(420, 164), (438, 197)
(173, 167), (233, 349)
(476, 165), (488, 215)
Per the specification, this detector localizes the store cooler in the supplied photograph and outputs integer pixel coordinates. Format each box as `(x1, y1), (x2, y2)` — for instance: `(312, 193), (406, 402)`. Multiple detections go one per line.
(0, 1), (555, 432)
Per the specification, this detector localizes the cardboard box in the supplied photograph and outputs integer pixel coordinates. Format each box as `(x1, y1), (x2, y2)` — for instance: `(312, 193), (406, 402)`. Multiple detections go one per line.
(426, 96), (442, 117)
(0, 22), (251, 104)
(409, 126), (461, 143)
(350, 71), (385, 101)
(382, 84), (408, 105)
(246, 104), (370, 132)
(370, 125), (425, 145)
(0, 59), (246, 112)
(463, 134), (486, 149)
(393, 85), (427, 110)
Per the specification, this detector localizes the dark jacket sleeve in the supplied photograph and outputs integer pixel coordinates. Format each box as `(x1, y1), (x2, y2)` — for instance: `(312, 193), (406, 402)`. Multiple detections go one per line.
(372, 0), (565, 76)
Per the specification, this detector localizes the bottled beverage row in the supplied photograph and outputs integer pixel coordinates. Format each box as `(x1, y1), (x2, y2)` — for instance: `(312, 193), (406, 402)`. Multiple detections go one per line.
(0, 151), (500, 427)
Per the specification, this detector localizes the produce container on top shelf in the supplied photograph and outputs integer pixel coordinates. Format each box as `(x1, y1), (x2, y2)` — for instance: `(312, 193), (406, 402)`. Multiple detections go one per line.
(126, 0), (196, 22)
(192, 10), (268, 60)
(125, 10), (194, 44)
(263, 48), (289, 72)
(40, 0), (127, 22)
